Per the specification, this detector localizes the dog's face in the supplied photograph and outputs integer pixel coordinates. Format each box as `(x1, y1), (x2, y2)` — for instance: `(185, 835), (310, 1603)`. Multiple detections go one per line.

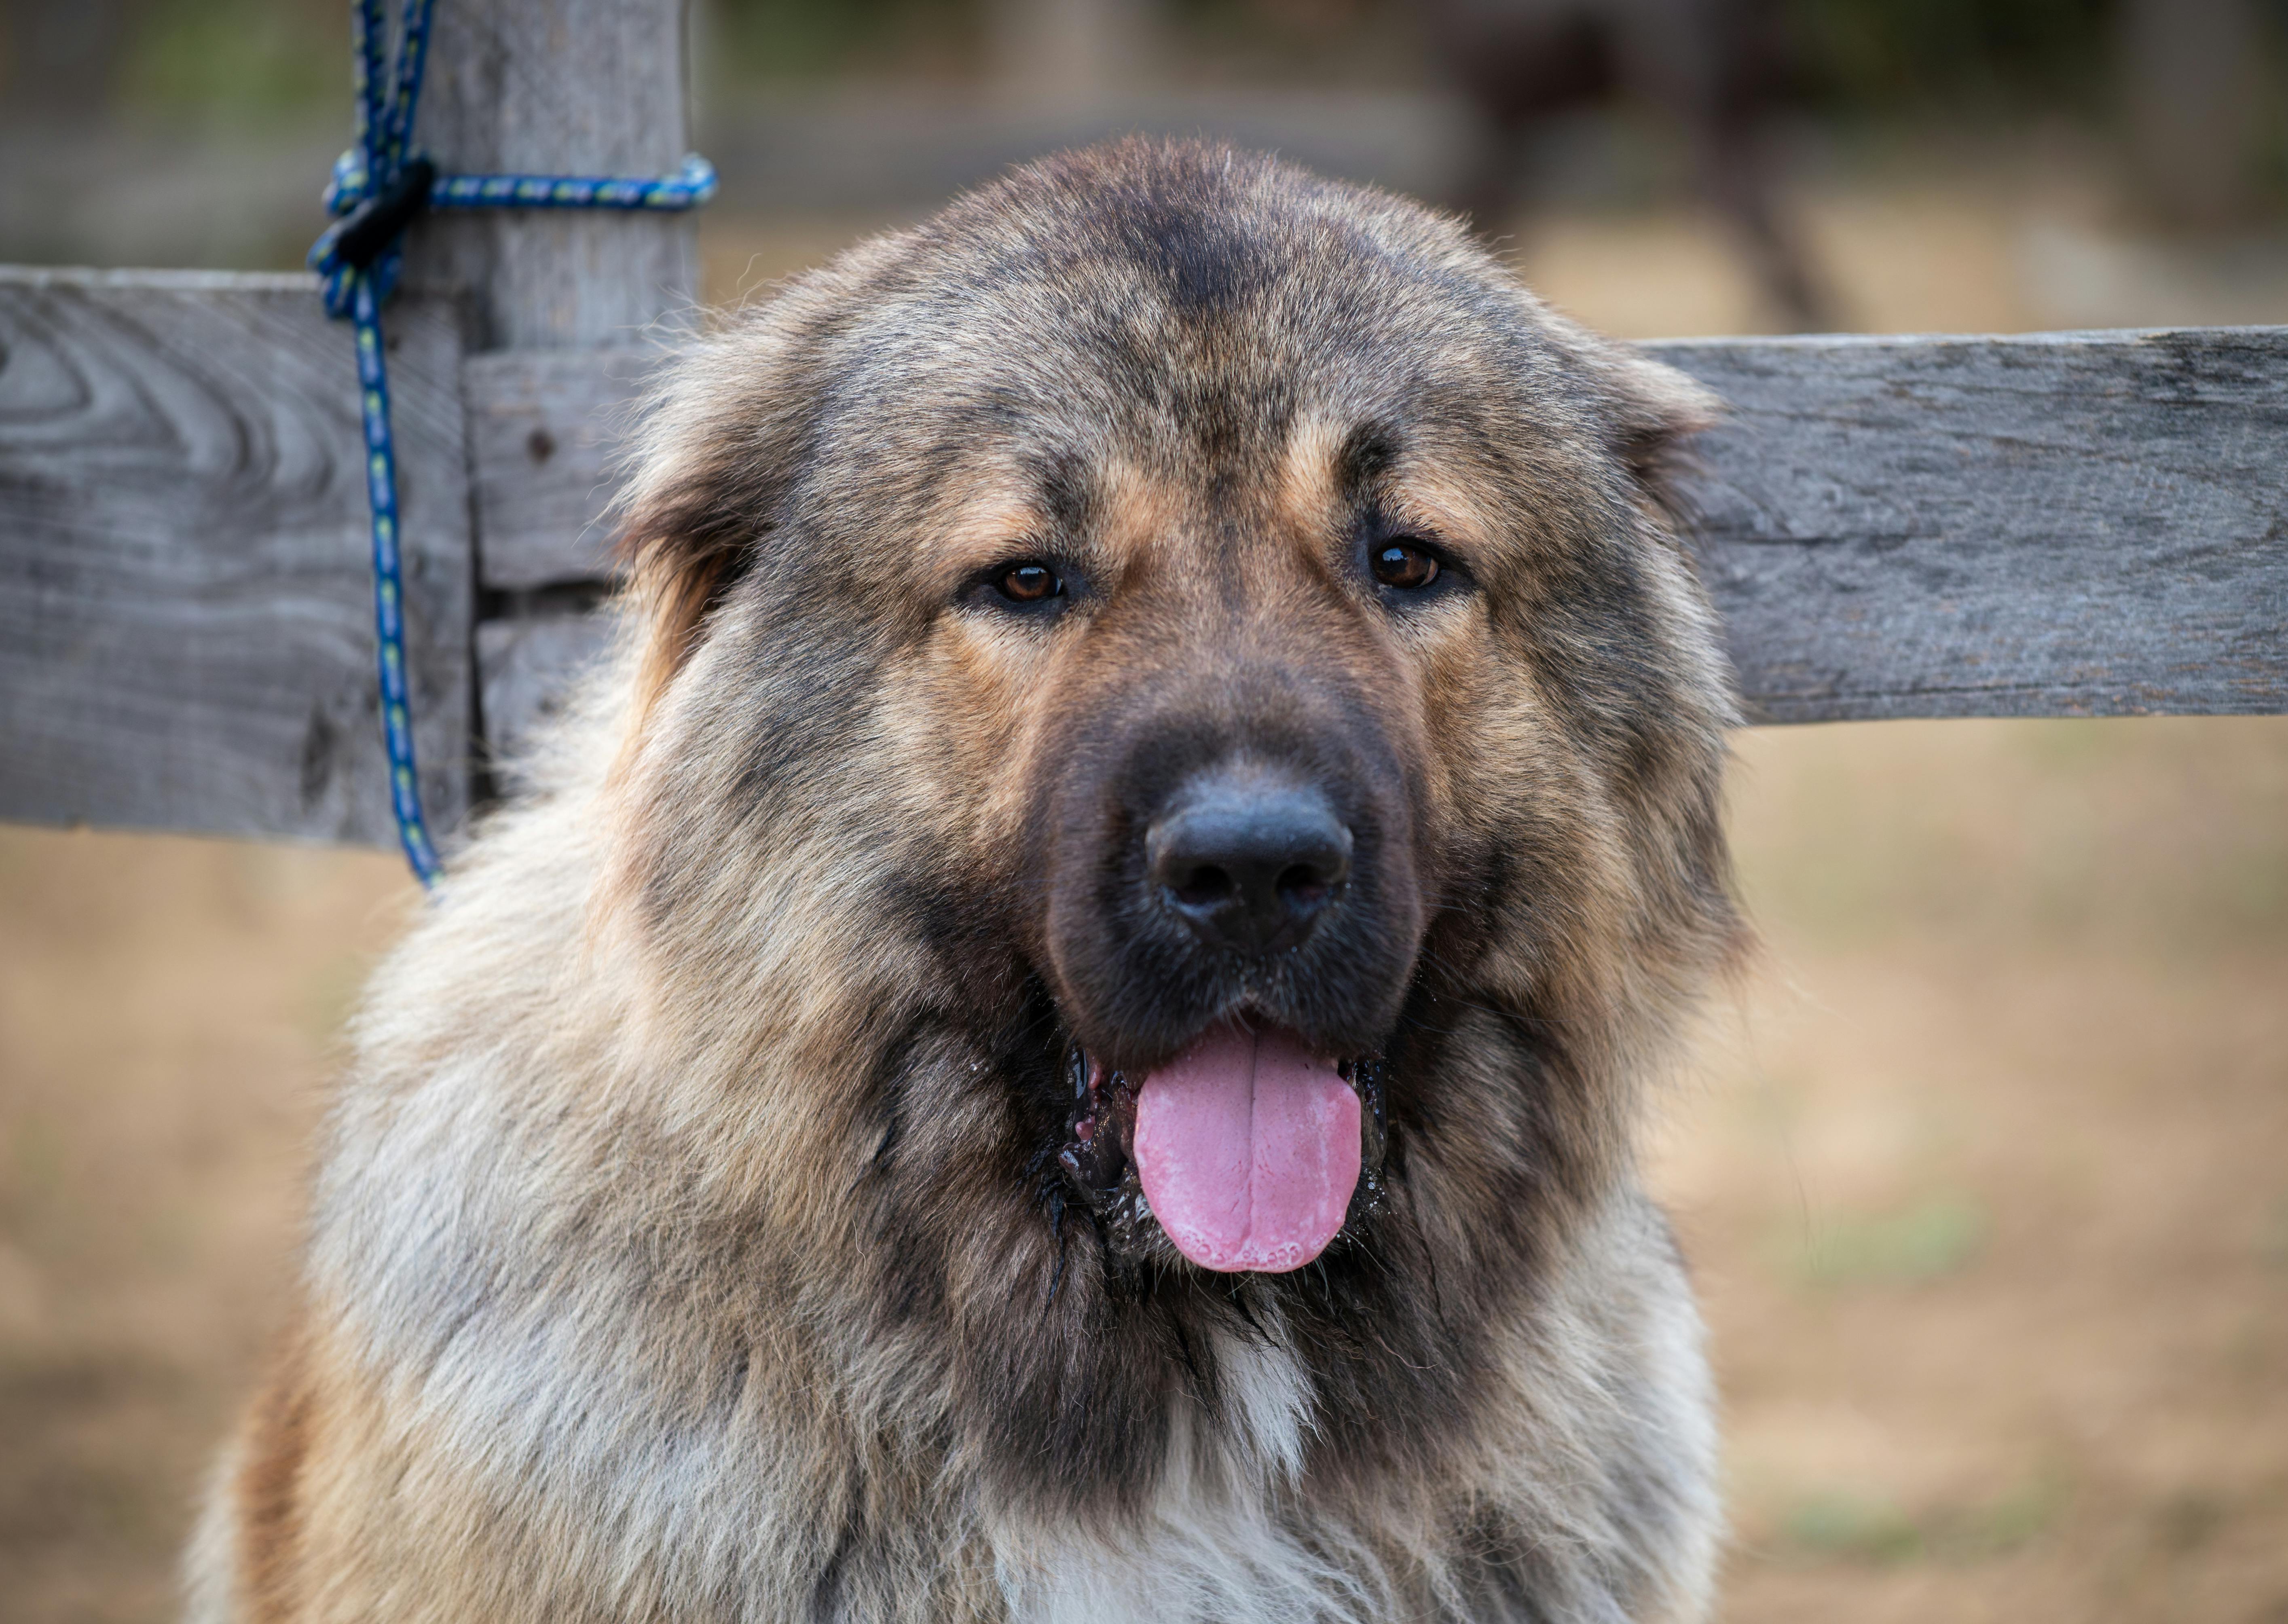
(608, 142), (1737, 1491)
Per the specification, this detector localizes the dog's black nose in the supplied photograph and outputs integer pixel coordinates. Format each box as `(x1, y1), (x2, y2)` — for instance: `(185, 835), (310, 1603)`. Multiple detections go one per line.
(1147, 776), (1353, 956)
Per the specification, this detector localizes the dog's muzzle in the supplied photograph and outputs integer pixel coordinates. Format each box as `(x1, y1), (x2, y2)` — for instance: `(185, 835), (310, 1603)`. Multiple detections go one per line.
(1036, 677), (1424, 1274)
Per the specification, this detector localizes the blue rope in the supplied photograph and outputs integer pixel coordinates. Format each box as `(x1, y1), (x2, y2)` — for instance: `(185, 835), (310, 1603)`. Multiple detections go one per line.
(310, 0), (714, 886)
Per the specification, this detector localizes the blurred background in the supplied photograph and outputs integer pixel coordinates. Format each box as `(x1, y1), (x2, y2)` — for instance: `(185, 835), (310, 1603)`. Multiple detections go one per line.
(2, 1), (2286, 1620)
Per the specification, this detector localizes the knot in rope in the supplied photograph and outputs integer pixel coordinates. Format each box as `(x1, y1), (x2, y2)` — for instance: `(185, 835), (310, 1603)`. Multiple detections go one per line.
(310, 0), (714, 886)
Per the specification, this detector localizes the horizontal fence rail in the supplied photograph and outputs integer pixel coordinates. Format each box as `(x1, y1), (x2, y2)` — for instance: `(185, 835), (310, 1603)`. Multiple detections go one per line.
(1662, 328), (2288, 723)
(0, 268), (472, 848)
(2, 264), (2283, 848)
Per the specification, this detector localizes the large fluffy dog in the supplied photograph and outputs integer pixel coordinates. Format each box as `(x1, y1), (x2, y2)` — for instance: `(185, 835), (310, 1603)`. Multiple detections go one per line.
(189, 140), (1742, 1623)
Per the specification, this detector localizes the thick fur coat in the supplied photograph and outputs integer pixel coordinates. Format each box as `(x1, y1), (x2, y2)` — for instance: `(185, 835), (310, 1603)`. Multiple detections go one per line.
(188, 140), (1744, 1624)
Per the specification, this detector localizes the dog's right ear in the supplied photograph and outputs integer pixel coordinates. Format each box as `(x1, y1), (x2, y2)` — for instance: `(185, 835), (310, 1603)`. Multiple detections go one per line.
(609, 296), (831, 732)
(609, 237), (913, 729)
(614, 475), (759, 736)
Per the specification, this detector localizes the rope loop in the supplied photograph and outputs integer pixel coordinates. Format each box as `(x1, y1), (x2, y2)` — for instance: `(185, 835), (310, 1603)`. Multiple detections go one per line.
(310, 0), (713, 887)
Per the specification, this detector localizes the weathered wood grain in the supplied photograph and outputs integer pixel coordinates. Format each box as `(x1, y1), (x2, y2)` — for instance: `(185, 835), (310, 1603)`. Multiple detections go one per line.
(0, 267), (473, 846)
(465, 346), (655, 589)
(1652, 327), (2288, 721)
(476, 609), (617, 782)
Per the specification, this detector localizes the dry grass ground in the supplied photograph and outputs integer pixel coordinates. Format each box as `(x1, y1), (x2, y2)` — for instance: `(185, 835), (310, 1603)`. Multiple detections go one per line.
(0, 839), (414, 1620)
(4, 161), (2285, 1620)
(1668, 719), (2288, 1622)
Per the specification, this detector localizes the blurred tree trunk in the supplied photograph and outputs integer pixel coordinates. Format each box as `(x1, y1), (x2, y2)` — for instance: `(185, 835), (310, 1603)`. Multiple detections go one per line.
(0, 0), (138, 125)
(2120, 0), (2262, 228)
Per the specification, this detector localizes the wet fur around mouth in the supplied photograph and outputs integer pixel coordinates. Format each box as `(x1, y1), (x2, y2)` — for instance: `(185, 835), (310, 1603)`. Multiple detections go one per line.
(194, 139), (1745, 1624)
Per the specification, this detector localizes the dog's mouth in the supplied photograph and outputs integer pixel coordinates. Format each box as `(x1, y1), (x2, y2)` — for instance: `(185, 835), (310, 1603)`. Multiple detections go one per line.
(1055, 1019), (1389, 1274)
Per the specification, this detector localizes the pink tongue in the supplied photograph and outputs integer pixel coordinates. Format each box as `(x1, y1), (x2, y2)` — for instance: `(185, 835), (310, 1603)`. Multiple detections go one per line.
(1133, 1022), (1360, 1273)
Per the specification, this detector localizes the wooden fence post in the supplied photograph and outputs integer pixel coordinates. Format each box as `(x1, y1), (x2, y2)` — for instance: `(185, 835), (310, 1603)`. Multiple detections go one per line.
(411, 0), (697, 773)
(410, 0), (696, 352)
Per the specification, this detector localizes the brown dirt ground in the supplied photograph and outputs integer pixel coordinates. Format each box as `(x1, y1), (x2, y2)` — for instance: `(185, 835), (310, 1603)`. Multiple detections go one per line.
(5, 166), (2286, 1620)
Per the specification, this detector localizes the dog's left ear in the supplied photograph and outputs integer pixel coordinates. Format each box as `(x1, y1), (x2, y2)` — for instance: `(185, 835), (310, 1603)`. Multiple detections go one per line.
(1610, 349), (1720, 484)
(1517, 296), (1723, 531)
(1584, 340), (1723, 532)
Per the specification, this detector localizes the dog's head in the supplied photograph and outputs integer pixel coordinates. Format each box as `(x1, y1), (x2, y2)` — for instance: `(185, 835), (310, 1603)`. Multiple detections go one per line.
(605, 142), (1737, 1316)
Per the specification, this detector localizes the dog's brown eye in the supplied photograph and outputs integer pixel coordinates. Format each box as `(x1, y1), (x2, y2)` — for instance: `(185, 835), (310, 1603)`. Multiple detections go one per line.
(1372, 541), (1439, 590)
(997, 562), (1062, 603)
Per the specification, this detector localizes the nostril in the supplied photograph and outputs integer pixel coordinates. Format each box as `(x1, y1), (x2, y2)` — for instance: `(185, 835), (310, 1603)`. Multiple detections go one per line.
(1276, 863), (1332, 910)
(1171, 863), (1234, 909)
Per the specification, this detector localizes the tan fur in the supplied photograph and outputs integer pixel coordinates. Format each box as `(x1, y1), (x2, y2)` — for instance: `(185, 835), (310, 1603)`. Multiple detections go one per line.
(191, 141), (1741, 1623)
